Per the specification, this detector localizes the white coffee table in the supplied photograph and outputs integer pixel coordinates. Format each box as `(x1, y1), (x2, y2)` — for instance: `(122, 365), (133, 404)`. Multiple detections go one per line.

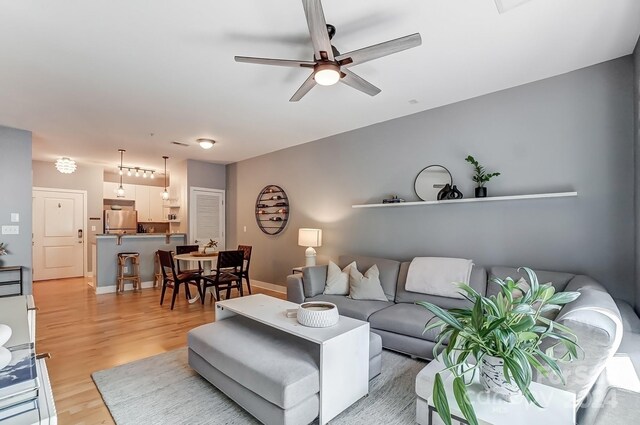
(215, 294), (370, 425)
(416, 358), (576, 425)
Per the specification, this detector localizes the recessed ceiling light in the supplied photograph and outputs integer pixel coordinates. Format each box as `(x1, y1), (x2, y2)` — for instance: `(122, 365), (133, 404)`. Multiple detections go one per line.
(197, 138), (216, 149)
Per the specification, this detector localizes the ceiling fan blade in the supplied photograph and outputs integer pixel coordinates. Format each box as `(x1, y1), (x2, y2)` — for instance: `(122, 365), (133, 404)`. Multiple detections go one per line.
(302, 0), (334, 61)
(290, 73), (317, 102)
(340, 69), (381, 97)
(235, 56), (316, 68)
(336, 33), (422, 67)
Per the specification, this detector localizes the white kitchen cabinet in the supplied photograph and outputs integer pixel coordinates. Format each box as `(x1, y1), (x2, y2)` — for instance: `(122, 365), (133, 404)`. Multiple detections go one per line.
(103, 182), (135, 200)
(149, 187), (167, 222)
(134, 185), (167, 222)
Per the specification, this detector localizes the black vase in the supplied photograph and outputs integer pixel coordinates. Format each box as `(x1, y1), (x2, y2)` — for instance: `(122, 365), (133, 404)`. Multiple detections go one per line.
(475, 187), (487, 198)
(437, 184), (451, 200)
(449, 185), (463, 200)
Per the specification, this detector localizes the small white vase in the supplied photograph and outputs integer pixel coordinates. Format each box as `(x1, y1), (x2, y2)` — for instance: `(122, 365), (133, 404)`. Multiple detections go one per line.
(480, 355), (522, 402)
(0, 324), (11, 347)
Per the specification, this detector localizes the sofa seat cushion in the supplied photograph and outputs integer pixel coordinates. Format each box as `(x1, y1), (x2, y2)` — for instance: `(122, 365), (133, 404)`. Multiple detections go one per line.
(368, 303), (439, 342)
(305, 294), (393, 321)
(188, 316), (319, 410)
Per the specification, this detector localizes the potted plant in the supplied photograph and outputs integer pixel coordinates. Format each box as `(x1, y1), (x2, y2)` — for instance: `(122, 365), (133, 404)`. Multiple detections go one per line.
(465, 155), (500, 198)
(418, 268), (581, 425)
(202, 239), (218, 254)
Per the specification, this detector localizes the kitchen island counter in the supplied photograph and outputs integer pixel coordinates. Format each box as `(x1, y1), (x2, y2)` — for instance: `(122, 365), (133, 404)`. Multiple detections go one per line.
(95, 233), (187, 293)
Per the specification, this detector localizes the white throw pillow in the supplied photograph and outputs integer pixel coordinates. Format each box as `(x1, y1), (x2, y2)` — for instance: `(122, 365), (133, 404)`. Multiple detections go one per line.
(323, 261), (353, 295)
(348, 264), (388, 302)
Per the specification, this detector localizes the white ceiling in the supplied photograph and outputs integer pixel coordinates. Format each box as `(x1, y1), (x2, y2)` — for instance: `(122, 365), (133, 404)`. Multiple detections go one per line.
(0, 0), (638, 172)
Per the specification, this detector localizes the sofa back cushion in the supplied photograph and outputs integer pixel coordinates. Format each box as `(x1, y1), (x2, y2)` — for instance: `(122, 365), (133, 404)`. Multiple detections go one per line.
(302, 265), (328, 298)
(395, 262), (487, 309)
(339, 255), (400, 302)
(487, 266), (575, 296)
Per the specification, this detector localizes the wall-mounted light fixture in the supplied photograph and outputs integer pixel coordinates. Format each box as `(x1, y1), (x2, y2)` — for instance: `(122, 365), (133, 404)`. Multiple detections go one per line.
(55, 157), (77, 174)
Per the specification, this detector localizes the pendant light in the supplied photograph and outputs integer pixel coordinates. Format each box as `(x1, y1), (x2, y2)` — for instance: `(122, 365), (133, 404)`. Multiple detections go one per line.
(116, 149), (125, 198)
(162, 156), (170, 200)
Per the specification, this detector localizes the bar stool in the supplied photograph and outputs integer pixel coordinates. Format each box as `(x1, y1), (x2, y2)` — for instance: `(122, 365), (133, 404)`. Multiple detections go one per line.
(154, 251), (163, 288)
(117, 252), (141, 292)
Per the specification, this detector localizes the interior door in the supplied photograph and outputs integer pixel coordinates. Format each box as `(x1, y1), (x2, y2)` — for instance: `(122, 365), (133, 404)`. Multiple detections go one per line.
(189, 188), (225, 250)
(32, 189), (85, 281)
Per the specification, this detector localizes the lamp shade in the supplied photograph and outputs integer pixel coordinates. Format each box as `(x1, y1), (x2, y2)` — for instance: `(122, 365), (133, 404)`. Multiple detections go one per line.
(298, 228), (322, 247)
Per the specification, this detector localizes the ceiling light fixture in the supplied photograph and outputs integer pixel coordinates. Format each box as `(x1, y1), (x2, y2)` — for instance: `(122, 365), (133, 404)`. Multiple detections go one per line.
(127, 168), (132, 176)
(55, 157), (77, 174)
(162, 156), (170, 201)
(135, 168), (140, 177)
(197, 138), (216, 149)
(313, 64), (340, 86)
(116, 149), (126, 198)
(150, 171), (155, 179)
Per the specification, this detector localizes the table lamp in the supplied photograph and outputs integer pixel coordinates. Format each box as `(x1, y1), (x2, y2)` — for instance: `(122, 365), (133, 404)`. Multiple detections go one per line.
(298, 228), (322, 267)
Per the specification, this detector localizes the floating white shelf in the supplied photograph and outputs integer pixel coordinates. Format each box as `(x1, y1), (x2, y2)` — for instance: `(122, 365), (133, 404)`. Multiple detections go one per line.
(168, 220), (181, 223)
(163, 205), (180, 208)
(352, 192), (578, 209)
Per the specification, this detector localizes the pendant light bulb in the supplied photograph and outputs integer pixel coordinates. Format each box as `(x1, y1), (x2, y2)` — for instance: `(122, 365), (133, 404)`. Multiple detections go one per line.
(127, 168), (132, 177)
(117, 149), (126, 198)
(135, 168), (140, 177)
(150, 172), (155, 179)
(142, 171), (147, 178)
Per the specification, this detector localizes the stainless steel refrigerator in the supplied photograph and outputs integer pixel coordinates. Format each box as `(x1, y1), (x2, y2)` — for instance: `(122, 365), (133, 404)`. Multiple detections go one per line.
(104, 210), (138, 234)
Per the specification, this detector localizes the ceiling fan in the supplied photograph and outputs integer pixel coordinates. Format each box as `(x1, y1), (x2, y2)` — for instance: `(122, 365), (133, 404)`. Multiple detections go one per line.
(234, 0), (422, 102)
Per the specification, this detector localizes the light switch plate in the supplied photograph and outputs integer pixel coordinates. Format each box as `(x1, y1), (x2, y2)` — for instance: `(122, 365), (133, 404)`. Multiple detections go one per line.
(1, 225), (19, 235)
(10, 213), (19, 223)
(91, 226), (96, 231)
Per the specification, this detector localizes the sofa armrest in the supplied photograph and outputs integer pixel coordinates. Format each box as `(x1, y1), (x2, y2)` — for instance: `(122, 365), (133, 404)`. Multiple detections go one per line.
(535, 280), (623, 408)
(286, 274), (305, 304)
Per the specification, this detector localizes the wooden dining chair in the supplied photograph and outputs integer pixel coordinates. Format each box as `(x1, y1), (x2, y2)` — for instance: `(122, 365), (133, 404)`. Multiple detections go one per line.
(237, 245), (253, 294)
(157, 250), (203, 310)
(175, 245), (203, 276)
(202, 250), (244, 303)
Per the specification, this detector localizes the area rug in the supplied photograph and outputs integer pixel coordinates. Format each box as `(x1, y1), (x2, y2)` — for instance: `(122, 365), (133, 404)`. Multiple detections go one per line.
(92, 348), (426, 425)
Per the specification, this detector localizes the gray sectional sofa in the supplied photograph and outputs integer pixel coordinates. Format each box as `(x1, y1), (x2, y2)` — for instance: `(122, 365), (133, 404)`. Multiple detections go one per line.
(287, 254), (634, 424)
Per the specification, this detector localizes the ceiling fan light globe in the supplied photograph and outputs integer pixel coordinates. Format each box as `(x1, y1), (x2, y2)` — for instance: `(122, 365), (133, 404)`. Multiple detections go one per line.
(314, 66), (340, 86)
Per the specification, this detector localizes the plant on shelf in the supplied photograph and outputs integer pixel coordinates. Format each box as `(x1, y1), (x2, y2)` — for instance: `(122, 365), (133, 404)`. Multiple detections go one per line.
(202, 239), (218, 254)
(465, 155), (500, 198)
(418, 268), (581, 425)
(0, 242), (7, 256)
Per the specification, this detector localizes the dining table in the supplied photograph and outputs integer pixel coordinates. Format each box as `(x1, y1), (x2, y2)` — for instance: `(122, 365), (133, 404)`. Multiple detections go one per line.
(173, 251), (219, 303)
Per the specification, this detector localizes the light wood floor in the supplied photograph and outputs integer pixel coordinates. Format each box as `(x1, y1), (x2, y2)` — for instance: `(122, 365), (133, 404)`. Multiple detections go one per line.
(33, 277), (286, 425)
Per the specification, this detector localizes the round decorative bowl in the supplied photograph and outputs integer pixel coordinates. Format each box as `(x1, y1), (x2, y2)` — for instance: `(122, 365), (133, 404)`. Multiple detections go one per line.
(297, 302), (339, 328)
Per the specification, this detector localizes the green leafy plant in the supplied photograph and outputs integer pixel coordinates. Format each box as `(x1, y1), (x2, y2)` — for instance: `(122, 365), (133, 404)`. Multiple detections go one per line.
(203, 239), (218, 254)
(418, 268), (582, 425)
(465, 155), (500, 187)
(0, 242), (7, 256)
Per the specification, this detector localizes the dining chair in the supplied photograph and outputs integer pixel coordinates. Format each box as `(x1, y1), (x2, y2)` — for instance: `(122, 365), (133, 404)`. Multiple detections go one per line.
(157, 250), (203, 310)
(175, 245), (203, 276)
(237, 245), (253, 294)
(202, 250), (244, 303)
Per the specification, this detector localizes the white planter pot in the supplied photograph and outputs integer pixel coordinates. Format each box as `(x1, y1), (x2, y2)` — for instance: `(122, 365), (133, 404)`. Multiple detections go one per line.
(297, 302), (339, 328)
(480, 355), (522, 402)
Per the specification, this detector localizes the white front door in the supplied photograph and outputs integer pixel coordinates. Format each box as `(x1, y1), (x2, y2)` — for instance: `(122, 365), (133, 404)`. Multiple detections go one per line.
(32, 189), (85, 281)
(189, 187), (225, 250)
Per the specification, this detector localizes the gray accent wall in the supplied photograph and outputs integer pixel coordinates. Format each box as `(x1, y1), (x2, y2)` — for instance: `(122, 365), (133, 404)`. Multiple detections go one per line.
(32, 160), (104, 272)
(0, 125), (33, 294)
(227, 57), (635, 304)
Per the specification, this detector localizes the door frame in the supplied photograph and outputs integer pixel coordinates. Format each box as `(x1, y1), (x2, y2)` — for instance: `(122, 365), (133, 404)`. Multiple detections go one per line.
(32, 187), (88, 278)
(189, 187), (225, 248)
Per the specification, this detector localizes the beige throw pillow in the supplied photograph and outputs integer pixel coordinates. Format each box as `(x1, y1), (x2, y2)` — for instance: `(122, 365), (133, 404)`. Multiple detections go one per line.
(323, 261), (353, 295)
(348, 264), (388, 301)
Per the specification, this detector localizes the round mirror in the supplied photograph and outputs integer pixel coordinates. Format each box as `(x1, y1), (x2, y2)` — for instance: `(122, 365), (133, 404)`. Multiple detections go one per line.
(414, 165), (453, 201)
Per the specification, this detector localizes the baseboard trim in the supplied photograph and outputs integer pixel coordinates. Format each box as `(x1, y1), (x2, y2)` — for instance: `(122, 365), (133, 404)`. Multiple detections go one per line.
(95, 281), (155, 294)
(251, 280), (286, 294)
(94, 280), (285, 295)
